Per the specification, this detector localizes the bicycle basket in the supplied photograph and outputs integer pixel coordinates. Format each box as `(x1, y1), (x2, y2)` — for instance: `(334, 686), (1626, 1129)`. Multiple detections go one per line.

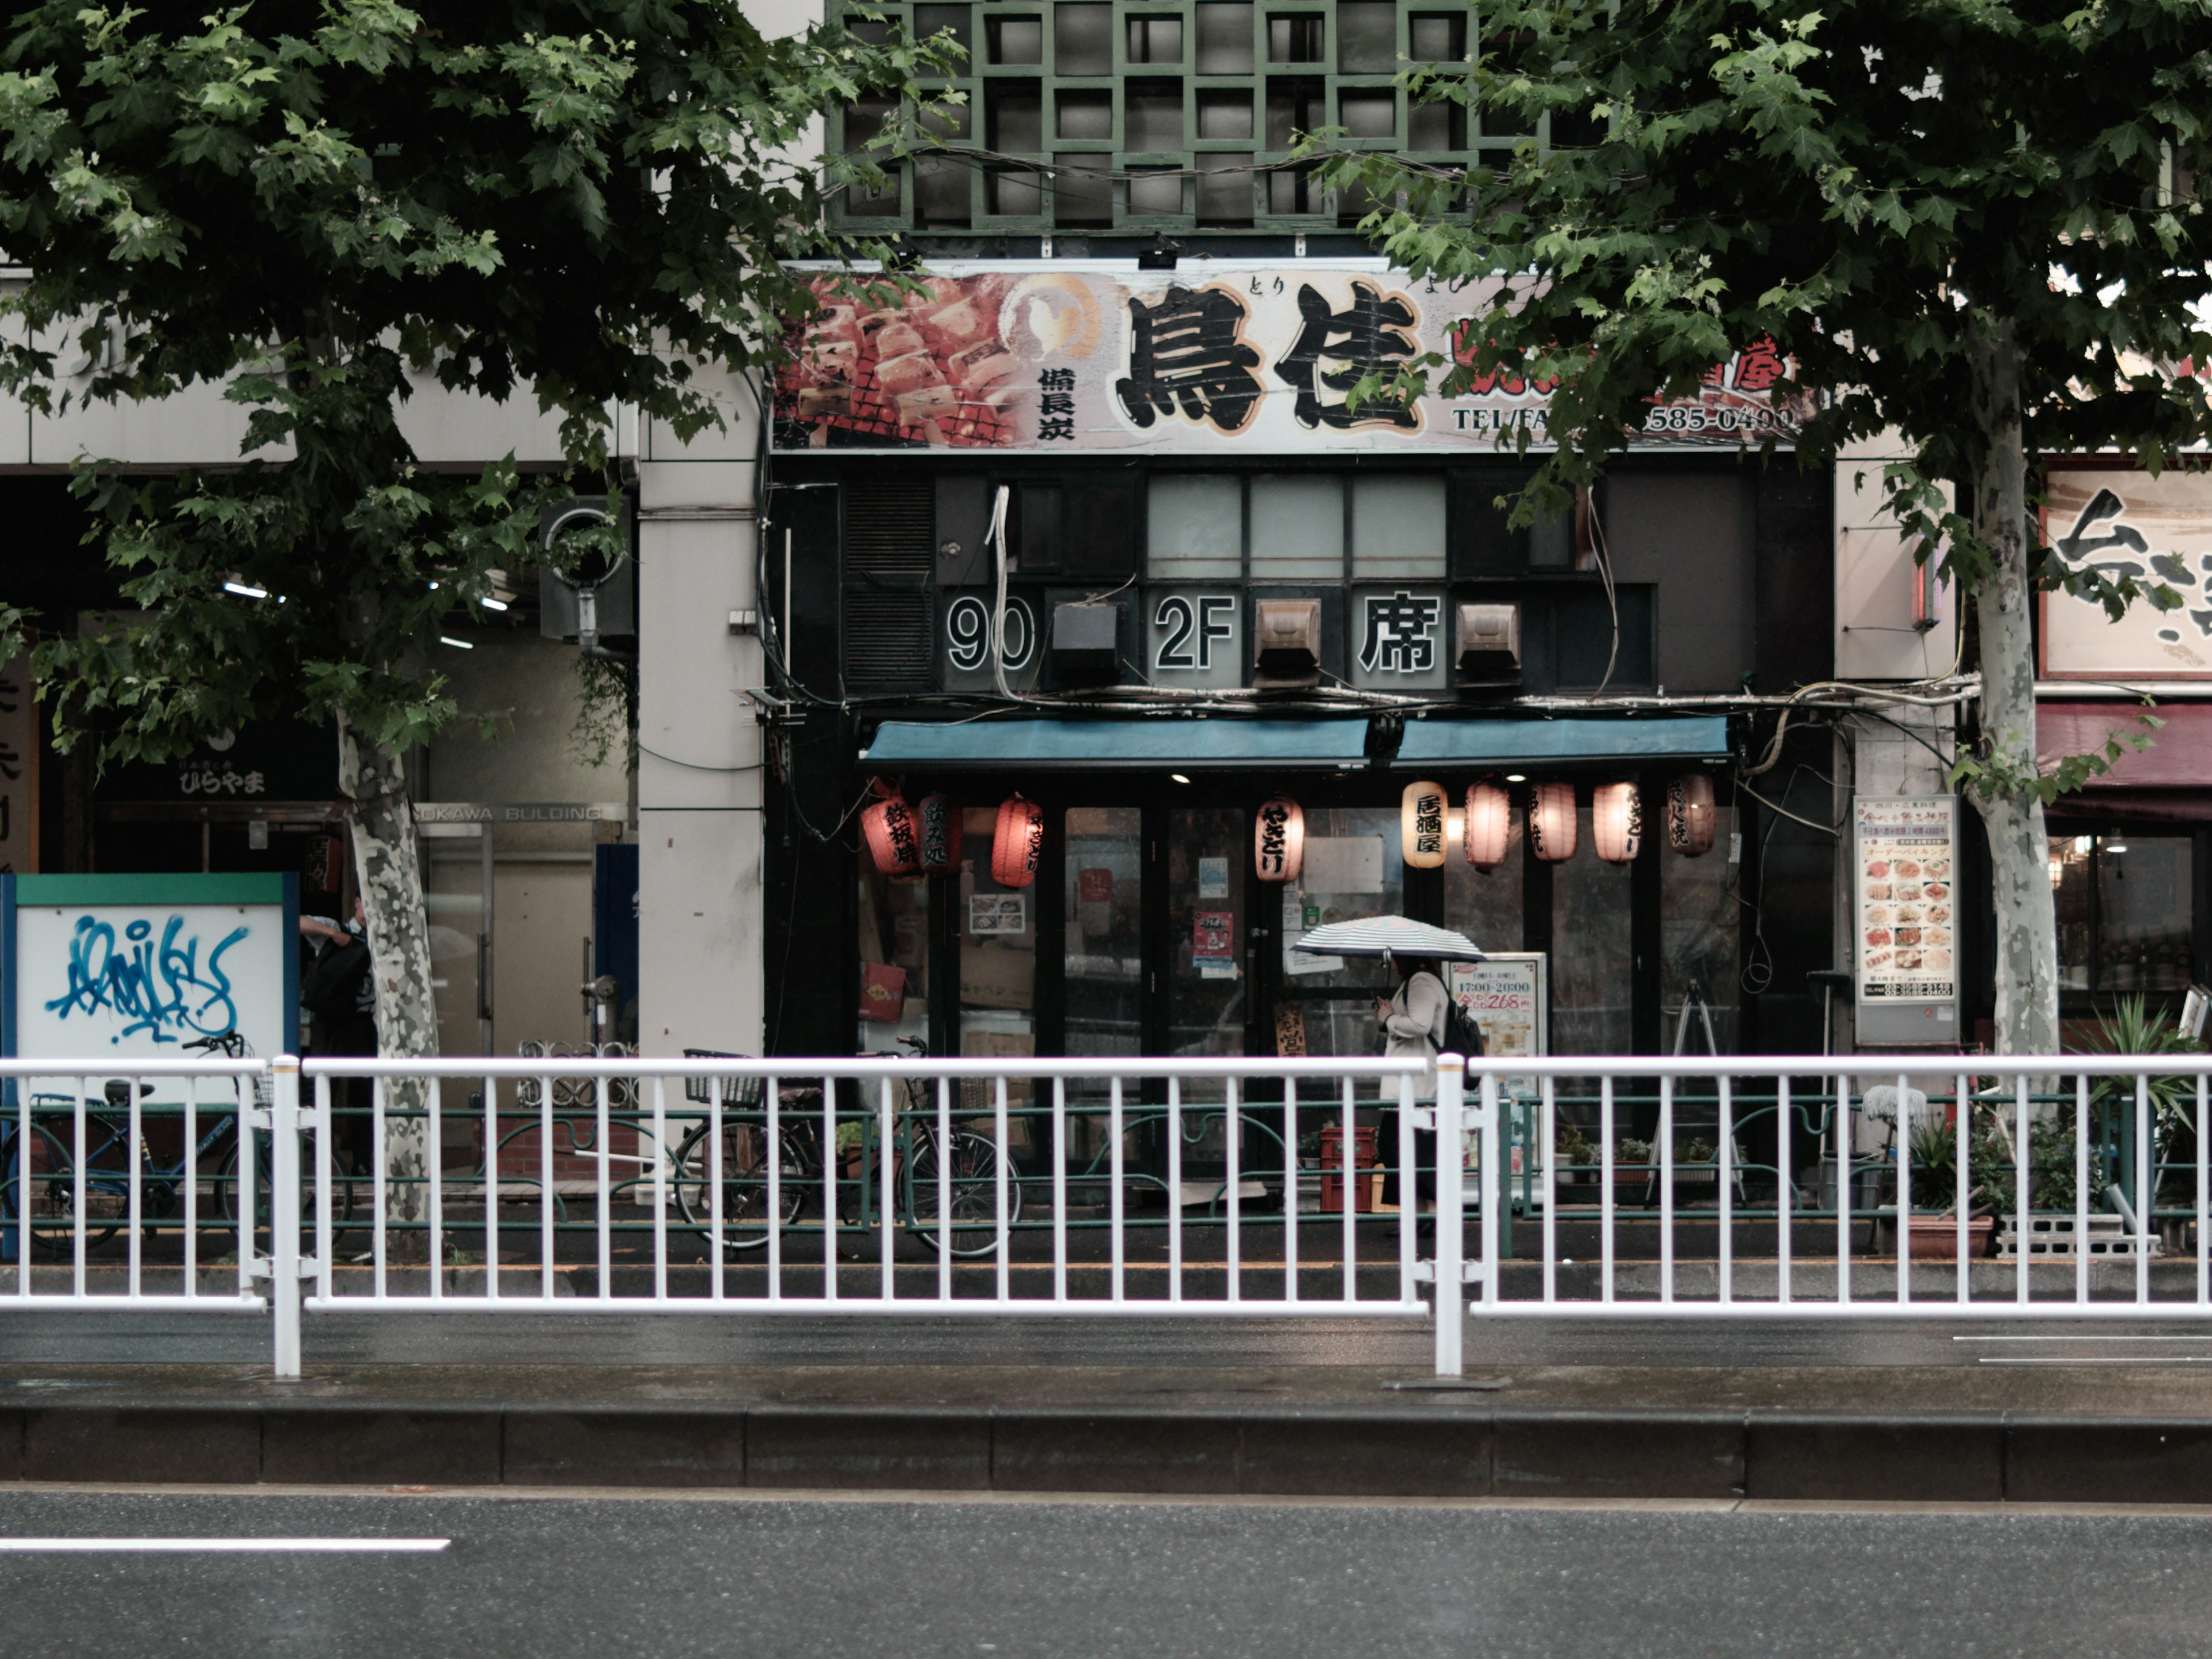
(682, 1051), (764, 1109)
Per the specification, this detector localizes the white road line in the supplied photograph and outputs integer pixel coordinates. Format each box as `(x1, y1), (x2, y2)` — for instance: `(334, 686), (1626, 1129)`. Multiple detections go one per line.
(0, 1539), (449, 1554)
(1979, 1356), (2212, 1365)
(1957, 1334), (2212, 1343)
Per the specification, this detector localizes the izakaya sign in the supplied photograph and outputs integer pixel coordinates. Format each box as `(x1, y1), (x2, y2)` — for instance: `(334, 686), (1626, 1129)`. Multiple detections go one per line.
(2044, 468), (2212, 678)
(775, 264), (1816, 455)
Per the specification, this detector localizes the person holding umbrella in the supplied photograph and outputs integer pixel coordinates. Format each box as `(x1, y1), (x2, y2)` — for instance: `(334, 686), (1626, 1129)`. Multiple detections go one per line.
(1374, 953), (1449, 1208)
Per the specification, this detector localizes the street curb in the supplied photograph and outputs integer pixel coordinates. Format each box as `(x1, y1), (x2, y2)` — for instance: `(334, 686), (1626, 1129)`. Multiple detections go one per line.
(7, 1399), (2212, 1501)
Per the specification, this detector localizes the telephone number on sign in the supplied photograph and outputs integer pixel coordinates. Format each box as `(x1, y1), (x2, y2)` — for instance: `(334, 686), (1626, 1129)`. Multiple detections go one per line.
(1863, 981), (1956, 999)
(1642, 404), (1790, 434)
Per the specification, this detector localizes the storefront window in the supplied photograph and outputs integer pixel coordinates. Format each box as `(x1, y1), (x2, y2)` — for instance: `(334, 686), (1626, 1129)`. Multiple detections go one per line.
(959, 806), (1035, 1110)
(856, 855), (930, 1053)
(2097, 835), (2194, 995)
(1278, 806), (1403, 1058)
(1248, 475), (1343, 582)
(1552, 810), (1631, 1054)
(1147, 475), (1243, 579)
(1350, 475), (1446, 581)
(1660, 805), (1738, 1053)
(1065, 807), (1144, 1104)
(1168, 807), (1247, 1099)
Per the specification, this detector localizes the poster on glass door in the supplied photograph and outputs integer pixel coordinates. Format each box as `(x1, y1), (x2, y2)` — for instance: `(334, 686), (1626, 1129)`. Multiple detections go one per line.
(1854, 796), (1957, 1001)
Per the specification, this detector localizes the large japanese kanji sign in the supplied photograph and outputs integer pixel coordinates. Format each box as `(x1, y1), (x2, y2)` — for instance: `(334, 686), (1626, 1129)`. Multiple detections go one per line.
(2043, 468), (2212, 679)
(773, 264), (1817, 454)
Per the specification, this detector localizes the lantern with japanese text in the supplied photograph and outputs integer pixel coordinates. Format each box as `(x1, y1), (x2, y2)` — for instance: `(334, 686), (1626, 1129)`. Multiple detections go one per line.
(1593, 781), (1643, 864)
(917, 793), (964, 874)
(1254, 796), (1305, 882)
(860, 785), (920, 877)
(1528, 780), (1578, 862)
(1464, 781), (1512, 871)
(1400, 781), (1448, 869)
(991, 793), (1046, 889)
(1667, 772), (1717, 857)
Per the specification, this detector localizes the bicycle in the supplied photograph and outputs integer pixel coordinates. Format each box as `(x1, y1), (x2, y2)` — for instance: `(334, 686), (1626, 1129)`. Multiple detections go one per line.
(669, 1038), (1022, 1259)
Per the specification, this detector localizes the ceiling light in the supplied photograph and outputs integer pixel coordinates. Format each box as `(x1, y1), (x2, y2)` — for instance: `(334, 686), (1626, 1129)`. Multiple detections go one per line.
(1504, 773), (1527, 784)
(1169, 773), (1192, 785)
(222, 580), (268, 600)
(2106, 842), (2128, 855)
(440, 635), (474, 650)
(479, 596), (509, 612)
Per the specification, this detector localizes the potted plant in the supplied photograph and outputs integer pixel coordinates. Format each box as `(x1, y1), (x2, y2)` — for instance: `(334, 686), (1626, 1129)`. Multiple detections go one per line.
(1613, 1137), (1656, 1207)
(1552, 1123), (1603, 1204)
(2082, 994), (2204, 1212)
(1903, 1115), (1998, 1260)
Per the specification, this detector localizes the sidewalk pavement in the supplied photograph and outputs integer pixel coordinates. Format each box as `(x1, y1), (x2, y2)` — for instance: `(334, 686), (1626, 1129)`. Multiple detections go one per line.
(6, 1331), (2212, 1502)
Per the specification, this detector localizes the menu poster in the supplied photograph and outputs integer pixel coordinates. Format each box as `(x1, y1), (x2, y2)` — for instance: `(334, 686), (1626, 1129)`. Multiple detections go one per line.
(1854, 797), (1958, 1001)
(1445, 952), (1548, 1175)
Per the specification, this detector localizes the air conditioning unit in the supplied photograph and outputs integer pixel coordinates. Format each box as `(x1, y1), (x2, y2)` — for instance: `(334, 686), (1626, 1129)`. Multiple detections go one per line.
(1253, 599), (1323, 690)
(1456, 601), (1522, 684)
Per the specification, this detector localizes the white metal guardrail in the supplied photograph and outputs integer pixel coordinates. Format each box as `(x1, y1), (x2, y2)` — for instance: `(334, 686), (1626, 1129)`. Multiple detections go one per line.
(0, 1056), (272, 1315)
(17, 1051), (2212, 1380)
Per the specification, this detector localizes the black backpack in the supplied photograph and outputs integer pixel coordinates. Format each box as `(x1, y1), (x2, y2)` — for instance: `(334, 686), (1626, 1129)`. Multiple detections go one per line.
(1440, 982), (1487, 1059)
(300, 937), (371, 1023)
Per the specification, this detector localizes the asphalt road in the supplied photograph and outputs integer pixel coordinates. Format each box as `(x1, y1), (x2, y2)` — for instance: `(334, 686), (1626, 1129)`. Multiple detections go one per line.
(2, 1487), (2209, 1658)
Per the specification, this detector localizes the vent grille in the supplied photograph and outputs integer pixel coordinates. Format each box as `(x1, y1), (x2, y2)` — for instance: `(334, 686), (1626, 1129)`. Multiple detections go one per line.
(845, 480), (933, 579)
(843, 591), (935, 691)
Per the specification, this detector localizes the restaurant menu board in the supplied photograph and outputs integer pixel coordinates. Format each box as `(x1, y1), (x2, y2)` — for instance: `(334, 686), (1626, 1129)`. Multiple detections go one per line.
(1854, 797), (1958, 1002)
(1446, 953), (1548, 1177)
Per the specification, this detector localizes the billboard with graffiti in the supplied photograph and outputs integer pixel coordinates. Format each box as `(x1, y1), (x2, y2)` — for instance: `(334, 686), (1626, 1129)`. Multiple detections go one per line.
(772, 263), (1819, 455)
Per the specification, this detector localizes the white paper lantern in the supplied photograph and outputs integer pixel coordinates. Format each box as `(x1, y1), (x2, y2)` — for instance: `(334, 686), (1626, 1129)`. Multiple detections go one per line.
(1528, 780), (1578, 863)
(1400, 780), (1448, 869)
(1254, 796), (1306, 882)
(1667, 772), (1717, 857)
(1593, 780), (1643, 864)
(1464, 781), (1512, 870)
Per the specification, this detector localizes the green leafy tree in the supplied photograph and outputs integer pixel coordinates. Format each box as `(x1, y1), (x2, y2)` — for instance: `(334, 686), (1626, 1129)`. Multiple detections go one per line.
(0, 0), (942, 1217)
(1310, 0), (2212, 1053)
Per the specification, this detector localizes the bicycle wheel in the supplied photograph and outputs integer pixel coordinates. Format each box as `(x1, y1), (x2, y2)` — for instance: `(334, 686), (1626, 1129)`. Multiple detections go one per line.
(908, 1127), (1021, 1259)
(672, 1118), (805, 1254)
(0, 1122), (127, 1257)
(213, 1139), (325, 1242)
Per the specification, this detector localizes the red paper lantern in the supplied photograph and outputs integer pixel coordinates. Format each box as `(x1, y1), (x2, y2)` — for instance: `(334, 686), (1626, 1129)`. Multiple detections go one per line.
(917, 793), (964, 874)
(861, 786), (919, 876)
(991, 794), (1045, 889)
(1464, 781), (1511, 871)
(1254, 796), (1305, 882)
(1528, 781), (1578, 863)
(1667, 772), (1717, 857)
(1593, 781), (1643, 864)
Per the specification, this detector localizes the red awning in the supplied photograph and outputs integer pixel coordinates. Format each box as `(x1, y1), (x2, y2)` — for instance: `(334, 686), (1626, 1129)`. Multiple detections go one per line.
(2037, 700), (2212, 790)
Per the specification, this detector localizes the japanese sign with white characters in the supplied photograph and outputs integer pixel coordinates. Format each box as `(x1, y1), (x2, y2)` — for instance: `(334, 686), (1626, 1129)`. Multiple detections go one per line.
(1854, 797), (1958, 1002)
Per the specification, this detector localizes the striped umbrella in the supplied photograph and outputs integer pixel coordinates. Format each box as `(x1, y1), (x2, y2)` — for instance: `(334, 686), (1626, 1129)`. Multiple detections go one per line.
(1291, 916), (1485, 962)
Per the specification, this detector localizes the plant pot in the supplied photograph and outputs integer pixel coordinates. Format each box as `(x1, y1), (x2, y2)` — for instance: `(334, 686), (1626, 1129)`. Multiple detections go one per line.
(1906, 1214), (1994, 1260)
(1611, 1166), (1657, 1209)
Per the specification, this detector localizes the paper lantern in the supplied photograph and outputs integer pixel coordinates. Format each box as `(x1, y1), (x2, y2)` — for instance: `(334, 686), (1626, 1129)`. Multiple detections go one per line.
(1400, 781), (1448, 869)
(1528, 780), (1578, 862)
(1667, 772), (1717, 857)
(1254, 796), (1305, 882)
(1464, 781), (1511, 871)
(861, 786), (920, 876)
(917, 793), (964, 874)
(1593, 780), (1643, 864)
(991, 794), (1046, 889)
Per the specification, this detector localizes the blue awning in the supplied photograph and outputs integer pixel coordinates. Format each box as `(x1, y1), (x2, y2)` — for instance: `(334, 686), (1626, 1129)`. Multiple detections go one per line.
(1395, 716), (1730, 767)
(860, 717), (1373, 771)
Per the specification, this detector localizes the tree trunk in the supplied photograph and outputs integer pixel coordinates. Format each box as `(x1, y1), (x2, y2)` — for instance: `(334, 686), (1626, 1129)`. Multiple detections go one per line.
(1967, 319), (2060, 1056)
(338, 717), (439, 1227)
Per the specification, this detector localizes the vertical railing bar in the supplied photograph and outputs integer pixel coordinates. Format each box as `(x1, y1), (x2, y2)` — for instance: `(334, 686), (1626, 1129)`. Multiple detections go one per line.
(483, 1074), (499, 1304)
(1051, 1078), (1068, 1306)
(237, 1071), (255, 1302)
(1396, 1071), (1415, 1309)
(1540, 1076), (1556, 1306)
(1777, 1075), (1793, 1307)
(994, 1075), (1010, 1305)
(879, 1076), (896, 1305)
(1284, 1075), (1300, 1306)
(1226, 1075), (1242, 1306)
(2137, 1070), (2152, 1308)
(1338, 1076), (1353, 1306)
(1600, 1077), (1615, 1306)
(1171, 1077), (1185, 1304)
(1717, 1075), (1733, 1307)
(372, 1076), (387, 1301)
(767, 1074), (783, 1302)
(821, 1073), (837, 1305)
(127, 1072), (142, 1297)
(184, 1075), (199, 1301)
(2198, 1073), (2209, 1309)
(1657, 1073), (1674, 1306)
(652, 1075), (669, 1305)
(935, 1075), (951, 1304)
(428, 1075), (444, 1303)
(312, 1072), (330, 1308)
(594, 1075), (611, 1303)
(1896, 1070), (1910, 1307)
(1477, 1069), (1499, 1313)
(1956, 1073), (1972, 1307)
(15, 1070), (29, 1297)
(1838, 1074), (1853, 1309)
(1108, 1077), (1124, 1305)
(2077, 1073), (2092, 1309)
(2014, 1074), (2030, 1306)
(707, 1072), (725, 1305)
(72, 1077), (86, 1300)
(540, 1070), (555, 1303)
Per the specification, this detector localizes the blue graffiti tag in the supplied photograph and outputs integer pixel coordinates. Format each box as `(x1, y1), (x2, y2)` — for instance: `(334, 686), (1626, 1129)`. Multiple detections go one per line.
(43, 914), (249, 1045)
